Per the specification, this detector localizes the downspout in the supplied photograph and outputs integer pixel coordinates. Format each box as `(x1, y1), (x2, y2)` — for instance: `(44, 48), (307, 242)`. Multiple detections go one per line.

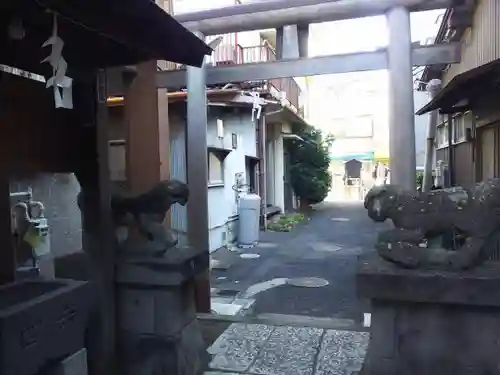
(447, 113), (454, 186)
(422, 79), (442, 192)
(257, 111), (268, 230)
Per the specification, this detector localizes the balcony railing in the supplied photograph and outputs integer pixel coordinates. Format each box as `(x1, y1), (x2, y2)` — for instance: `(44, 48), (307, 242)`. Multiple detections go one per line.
(169, 34), (302, 113)
(231, 43), (302, 112)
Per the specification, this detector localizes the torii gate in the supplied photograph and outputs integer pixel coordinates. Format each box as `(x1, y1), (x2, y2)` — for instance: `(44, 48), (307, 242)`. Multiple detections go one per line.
(156, 0), (460, 310)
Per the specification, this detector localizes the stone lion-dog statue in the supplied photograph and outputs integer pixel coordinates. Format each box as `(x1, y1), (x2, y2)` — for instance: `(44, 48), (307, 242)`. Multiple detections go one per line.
(363, 179), (500, 270)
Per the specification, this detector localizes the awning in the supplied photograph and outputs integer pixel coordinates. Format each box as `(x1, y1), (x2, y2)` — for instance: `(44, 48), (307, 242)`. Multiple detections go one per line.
(374, 151), (389, 163)
(330, 152), (374, 161)
(0, 0), (212, 73)
(416, 58), (500, 116)
(266, 106), (308, 127)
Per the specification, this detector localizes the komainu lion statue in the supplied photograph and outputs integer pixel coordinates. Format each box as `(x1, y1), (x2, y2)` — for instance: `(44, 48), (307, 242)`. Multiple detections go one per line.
(111, 179), (189, 256)
(363, 179), (500, 270)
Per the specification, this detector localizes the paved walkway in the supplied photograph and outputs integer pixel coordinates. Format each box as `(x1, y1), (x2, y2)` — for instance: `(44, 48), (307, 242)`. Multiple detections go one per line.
(210, 200), (390, 323)
(205, 323), (369, 375)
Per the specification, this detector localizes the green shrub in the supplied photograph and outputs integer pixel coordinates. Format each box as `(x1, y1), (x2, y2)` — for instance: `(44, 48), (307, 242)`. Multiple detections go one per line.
(267, 213), (306, 232)
(289, 124), (333, 204)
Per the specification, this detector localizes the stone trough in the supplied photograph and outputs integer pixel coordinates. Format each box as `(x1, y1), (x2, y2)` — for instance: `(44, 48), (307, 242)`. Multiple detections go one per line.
(0, 279), (91, 375)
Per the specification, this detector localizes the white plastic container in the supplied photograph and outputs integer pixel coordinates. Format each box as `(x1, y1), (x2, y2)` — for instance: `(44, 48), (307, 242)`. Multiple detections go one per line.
(238, 193), (261, 248)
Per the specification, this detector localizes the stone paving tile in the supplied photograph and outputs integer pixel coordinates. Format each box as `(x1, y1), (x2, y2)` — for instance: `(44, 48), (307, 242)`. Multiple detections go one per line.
(248, 326), (324, 375)
(209, 324), (275, 372)
(315, 330), (369, 375)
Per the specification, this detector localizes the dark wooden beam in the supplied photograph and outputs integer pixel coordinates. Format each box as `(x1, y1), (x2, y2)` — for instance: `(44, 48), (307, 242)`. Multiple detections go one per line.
(0, 177), (15, 285)
(75, 70), (117, 375)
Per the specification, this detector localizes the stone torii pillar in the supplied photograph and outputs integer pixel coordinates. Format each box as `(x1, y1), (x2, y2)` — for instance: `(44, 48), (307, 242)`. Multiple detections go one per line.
(186, 32), (211, 313)
(386, 6), (416, 190)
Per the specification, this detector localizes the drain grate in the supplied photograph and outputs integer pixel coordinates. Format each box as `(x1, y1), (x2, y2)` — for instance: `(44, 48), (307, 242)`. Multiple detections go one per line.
(287, 277), (330, 288)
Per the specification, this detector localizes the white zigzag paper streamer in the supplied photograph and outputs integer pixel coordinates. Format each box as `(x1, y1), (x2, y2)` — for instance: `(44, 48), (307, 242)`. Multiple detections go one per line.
(41, 13), (73, 109)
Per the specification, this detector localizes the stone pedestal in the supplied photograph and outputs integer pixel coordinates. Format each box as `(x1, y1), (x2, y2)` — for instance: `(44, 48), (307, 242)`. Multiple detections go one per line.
(357, 253), (500, 375)
(0, 279), (91, 375)
(116, 247), (210, 375)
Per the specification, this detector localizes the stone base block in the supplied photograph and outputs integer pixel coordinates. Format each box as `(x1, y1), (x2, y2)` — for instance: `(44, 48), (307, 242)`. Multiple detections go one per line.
(116, 246), (208, 337)
(119, 319), (209, 375)
(117, 281), (196, 337)
(116, 248), (210, 375)
(357, 253), (500, 375)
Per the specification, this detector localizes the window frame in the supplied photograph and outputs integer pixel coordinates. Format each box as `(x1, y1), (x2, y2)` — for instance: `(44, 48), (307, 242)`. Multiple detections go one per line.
(436, 120), (449, 149)
(207, 147), (232, 187)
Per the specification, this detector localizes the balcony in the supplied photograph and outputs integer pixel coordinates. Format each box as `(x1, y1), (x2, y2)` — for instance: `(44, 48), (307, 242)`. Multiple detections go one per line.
(168, 34), (303, 115)
(238, 44), (302, 114)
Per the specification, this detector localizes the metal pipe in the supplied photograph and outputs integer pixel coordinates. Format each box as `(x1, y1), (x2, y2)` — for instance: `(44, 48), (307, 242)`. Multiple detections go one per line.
(176, 0), (452, 36)
(387, 6), (416, 191)
(257, 115), (268, 230)
(447, 113), (454, 187)
(422, 79), (442, 192)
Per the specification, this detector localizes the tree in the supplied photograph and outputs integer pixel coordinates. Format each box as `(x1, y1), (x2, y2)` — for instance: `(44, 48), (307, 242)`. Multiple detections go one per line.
(288, 122), (333, 205)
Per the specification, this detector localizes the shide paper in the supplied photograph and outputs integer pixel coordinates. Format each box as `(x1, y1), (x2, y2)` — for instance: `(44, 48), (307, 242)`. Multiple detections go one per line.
(41, 13), (73, 109)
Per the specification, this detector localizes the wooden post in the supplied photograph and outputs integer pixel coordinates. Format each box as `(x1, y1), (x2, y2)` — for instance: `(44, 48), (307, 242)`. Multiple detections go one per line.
(0, 176), (15, 284)
(124, 0), (171, 195)
(125, 61), (170, 194)
(76, 70), (116, 375)
(0, 72), (15, 285)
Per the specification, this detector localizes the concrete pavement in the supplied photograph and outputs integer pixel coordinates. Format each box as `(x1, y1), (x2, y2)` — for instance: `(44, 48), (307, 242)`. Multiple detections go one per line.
(205, 323), (369, 375)
(210, 200), (390, 324)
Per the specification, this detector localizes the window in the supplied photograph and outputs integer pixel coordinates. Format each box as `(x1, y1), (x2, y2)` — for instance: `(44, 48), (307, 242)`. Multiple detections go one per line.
(108, 140), (126, 181)
(208, 151), (224, 186)
(436, 121), (449, 149)
(453, 111), (473, 144)
(452, 114), (467, 144)
(245, 156), (259, 193)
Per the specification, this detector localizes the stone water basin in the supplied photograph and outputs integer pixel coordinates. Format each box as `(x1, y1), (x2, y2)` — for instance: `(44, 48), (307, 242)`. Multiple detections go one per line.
(0, 279), (92, 375)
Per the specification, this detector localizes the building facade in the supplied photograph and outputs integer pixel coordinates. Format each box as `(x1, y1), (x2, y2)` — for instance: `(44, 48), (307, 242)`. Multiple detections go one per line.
(309, 70), (389, 198)
(165, 96), (299, 252)
(419, 0), (500, 189)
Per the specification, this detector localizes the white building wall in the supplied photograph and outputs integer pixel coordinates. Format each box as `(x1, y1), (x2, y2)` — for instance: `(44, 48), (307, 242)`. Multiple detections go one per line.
(309, 70), (390, 166)
(169, 106), (258, 253)
(265, 123), (286, 212)
(207, 107), (257, 251)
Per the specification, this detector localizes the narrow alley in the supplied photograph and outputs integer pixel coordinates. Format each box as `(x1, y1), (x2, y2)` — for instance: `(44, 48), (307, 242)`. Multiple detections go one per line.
(206, 199), (388, 375)
(210, 200), (388, 324)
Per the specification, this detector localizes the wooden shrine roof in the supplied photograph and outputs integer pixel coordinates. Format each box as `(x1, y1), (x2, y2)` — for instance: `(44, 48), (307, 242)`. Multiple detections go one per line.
(0, 0), (212, 75)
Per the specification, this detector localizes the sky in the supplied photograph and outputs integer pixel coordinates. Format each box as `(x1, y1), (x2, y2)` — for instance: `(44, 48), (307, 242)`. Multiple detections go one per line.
(305, 10), (446, 156)
(307, 9), (446, 89)
(309, 10), (445, 56)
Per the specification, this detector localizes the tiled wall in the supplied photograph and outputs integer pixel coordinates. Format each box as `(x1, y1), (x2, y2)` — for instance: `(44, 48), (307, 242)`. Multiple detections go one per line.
(11, 173), (83, 257)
